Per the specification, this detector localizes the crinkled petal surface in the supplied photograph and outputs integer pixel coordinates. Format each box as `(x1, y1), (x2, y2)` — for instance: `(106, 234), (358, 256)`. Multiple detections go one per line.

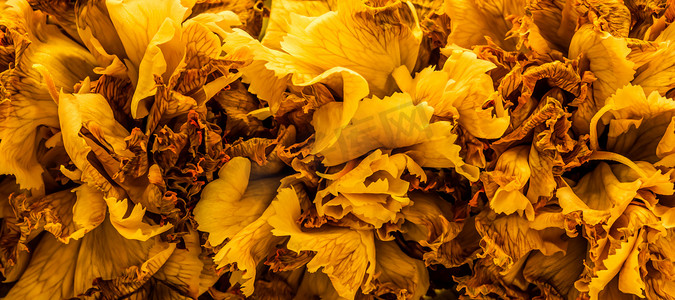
(0, 0), (96, 190)
(6, 219), (160, 298)
(269, 188), (376, 299)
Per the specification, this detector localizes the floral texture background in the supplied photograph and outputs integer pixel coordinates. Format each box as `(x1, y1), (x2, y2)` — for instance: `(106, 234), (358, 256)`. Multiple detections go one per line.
(0, 0), (675, 299)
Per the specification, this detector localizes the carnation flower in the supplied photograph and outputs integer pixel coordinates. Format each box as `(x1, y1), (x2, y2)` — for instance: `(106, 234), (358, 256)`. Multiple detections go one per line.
(2, 0), (675, 299)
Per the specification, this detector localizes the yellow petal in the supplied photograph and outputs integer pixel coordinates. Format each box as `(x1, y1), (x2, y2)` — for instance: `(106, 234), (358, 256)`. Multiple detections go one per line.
(104, 0), (195, 118)
(151, 230), (206, 299)
(402, 191), (461, 255)
(314, 92), (436, 166)
(590, 84), (675, 162)
(262, 0), (336, 49)
(584, 230), (644, 300)
(53, 185), (107, 243)
(223, 29), (356, 119)
(105, 196), (173, 241)
(401, 122), (480, 181)
(193, 157), (282, 245)
(225, 0), (422, 150)
(192, 157), (285, 296)
(6, 219), (159, 298)
(75, 0), (128, 71)
(57, 86), (129, 194)
(0, 0), (96, 190)
(279, 0), (422, 97)
(557, 162), (641, 228)
(269, 188), (376, 299)
(131, 17), (185, 118)
(105, 0), (191, 68)
(522, 237), (587, 299)
(481, 146), (534, 220)
(395, 47), (510, 140)
(475, 210), (566, 272)
(316, 150), (423, 227)
(363, 240), (429, 299)
(294, 271), (348, 300)
(0, 177), (19, 218)
(213, 206), (283, 296)
(568, 25), (634, 128)
(445, 0), (526, 49)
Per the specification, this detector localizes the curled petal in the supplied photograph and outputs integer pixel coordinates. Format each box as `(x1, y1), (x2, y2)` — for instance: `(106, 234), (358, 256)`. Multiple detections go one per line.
(394, 47), (510, 139)
(6, 219), (164, 298)
(445, 0), (526, 49)
(481, 145), (534, 220)
(105, 196), (173, 241)
(475, 210), (567, 272)
(269, 187), (376, 299)
(316, 150), (424, 228)
(0, 0), (95, 190)
(363, 240), (429, 299)
(569, 25), (635, 132)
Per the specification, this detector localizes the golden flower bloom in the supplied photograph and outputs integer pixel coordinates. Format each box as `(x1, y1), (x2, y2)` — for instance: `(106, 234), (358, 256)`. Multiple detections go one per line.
(2, 0), (675, 298)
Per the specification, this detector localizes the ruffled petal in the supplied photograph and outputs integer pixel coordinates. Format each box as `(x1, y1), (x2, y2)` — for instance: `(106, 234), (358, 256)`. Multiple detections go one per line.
(401, 191), (481, 268)
(394, 47), (510, 139)
(192, 157), (285, 295)
(316, 150), (424, 228)
(105, 196), (173, 241)
(445, 0), (526, 49)
(314, 92), (463, 171)
(481, 145), (535, 220)
(590, 84), (675, 163)
(568, 24), (635, 131)
(363, 240), (429, 299)
(193, 157), (281, 245)
(269, 187), (376, 299)
(5, 218), (160, 298)
(0, 0), (96, 190)
(262, 0), (336, 49)
(475, 210), (567, 272)
(279, 0), (422, 98)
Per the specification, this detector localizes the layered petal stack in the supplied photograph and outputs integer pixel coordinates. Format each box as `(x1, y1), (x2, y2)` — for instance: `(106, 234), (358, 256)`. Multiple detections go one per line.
(1, 0), (675, 299)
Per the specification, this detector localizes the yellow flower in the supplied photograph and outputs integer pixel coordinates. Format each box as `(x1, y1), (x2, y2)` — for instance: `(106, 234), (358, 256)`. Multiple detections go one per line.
(77, 0), (241, 118)
(0, 0), (96, 191)
(193, 157), (284, 295)
(393, 46), (510, 139)
(444, 0), (526, 49)
(223, 0), (423, 155)
(313, 92), (479, 180)
(268, 187), (376, 299)
(590, 84), (675, 166)
(481, 145), (535, 220)
(316, 150), (424, 228)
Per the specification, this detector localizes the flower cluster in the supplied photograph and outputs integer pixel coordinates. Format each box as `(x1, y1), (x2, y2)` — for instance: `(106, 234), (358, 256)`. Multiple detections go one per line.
(1, 0), (675, 299)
